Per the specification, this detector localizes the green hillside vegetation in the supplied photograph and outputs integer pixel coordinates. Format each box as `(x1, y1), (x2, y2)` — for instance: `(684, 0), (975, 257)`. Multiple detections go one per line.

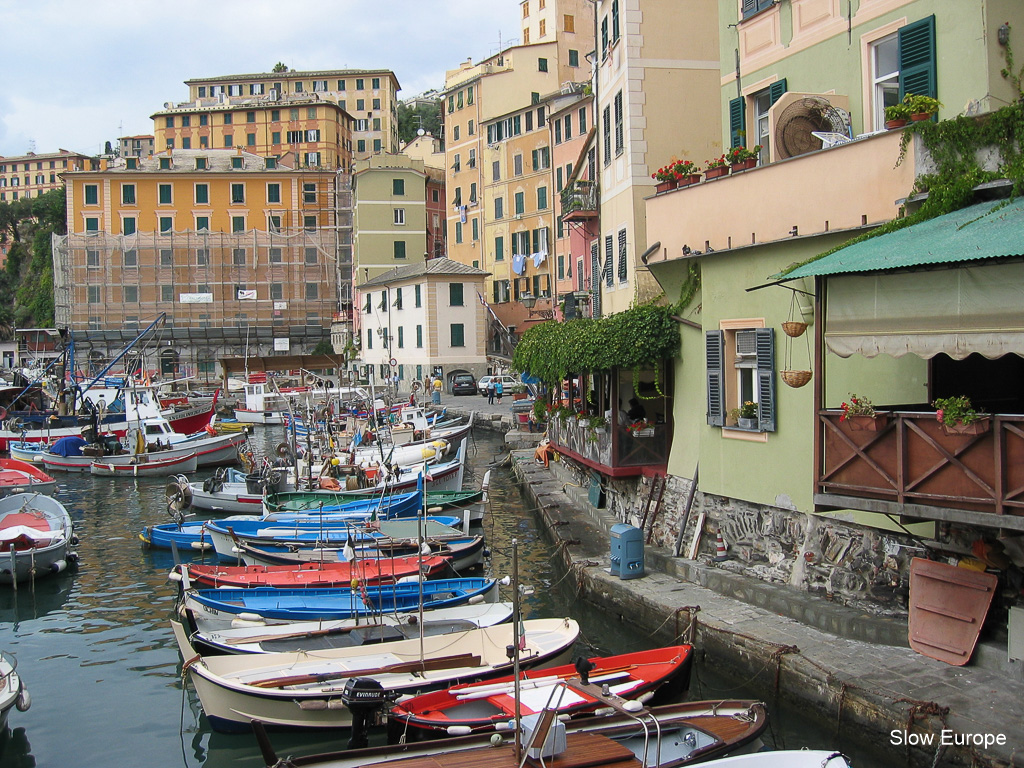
(0, 188), (65, 335)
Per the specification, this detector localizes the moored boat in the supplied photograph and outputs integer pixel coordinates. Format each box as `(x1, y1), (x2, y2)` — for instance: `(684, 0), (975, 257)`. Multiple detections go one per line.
(171, 554), (452, 590)
(171, 599), (514, 655)
(0, 652), (30, 730)
(89, 451), (198, 478)
(249, 698), (772, 768)
(183, 617), (580, 732)
(389, 645), (694, 737)
(0, 493), (77, 584)
(0, 458), (57, 497)
(182, 577), (499, 622)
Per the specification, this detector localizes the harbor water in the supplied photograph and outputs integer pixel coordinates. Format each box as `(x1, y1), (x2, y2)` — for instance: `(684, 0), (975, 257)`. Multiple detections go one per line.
(0, 428), (886, 767)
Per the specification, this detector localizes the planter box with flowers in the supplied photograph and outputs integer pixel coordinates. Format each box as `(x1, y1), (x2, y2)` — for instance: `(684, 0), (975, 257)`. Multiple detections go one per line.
(626, 419), (656, 437)
(728, 401), (759, 430)
(728, 144), (761, 172)
(652, 159), (701, 193)
(904, 94), (941, 122)
(704, 155), (730, 180)
(933, 395), (989, 436)
(883, 102), (913, 130)
(839, 393), (888, 431)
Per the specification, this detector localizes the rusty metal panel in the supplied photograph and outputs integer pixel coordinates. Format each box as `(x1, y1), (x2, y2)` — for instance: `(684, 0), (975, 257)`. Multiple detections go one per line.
(908, 557), (997, 666)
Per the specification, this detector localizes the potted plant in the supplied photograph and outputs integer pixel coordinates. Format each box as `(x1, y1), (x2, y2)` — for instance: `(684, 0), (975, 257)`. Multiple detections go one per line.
(626, 418), (656, 437)
(839, 393), (886, 431)
(671, 159), (702, 186)
(652, 164), (679, 193)
(932, 395), (989, 435)
(704, 155), (730, 180)
(903, 94), (942, 121)
(728, 401), (758, 429)
(727, 145), (762, 171)
(884, 103), (912, 129)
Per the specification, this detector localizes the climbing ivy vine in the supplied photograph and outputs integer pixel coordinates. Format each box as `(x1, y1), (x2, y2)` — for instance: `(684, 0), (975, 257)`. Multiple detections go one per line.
(512, 302), (680, 386)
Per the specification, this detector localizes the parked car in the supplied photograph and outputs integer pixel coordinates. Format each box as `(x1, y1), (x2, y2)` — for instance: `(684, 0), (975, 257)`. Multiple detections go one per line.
(450, 373), (478, 396)
(478, 374), (521, 397)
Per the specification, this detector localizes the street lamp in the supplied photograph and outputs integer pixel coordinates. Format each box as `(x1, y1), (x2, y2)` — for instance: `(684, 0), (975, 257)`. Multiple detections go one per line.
(519, 292), (554, 320)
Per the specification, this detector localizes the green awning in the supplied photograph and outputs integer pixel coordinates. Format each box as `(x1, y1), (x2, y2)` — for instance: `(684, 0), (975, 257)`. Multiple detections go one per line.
(779, 198), (1024, 279)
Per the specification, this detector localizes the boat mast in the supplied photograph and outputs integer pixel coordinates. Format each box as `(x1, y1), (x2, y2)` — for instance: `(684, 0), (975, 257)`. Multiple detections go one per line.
(512, 537), (522, 763)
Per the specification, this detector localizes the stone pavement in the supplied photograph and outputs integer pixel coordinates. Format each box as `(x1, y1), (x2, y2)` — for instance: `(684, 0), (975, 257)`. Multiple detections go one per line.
(505, 450), (1024, 768)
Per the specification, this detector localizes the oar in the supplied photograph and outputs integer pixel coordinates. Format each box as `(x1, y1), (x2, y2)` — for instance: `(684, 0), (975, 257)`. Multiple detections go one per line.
(250, 652), (483, 688)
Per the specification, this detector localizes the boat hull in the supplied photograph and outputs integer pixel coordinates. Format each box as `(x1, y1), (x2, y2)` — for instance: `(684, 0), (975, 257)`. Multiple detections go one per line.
(0, 459), (57, 497)
(90, 452), (198, 477)
(0, 493), (75, 584)
(186, 618), (580, 732)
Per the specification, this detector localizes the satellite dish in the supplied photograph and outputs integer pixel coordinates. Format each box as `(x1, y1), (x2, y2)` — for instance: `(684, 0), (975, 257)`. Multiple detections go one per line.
(773, 97), (851, 160)
(417, 128), (426, 136)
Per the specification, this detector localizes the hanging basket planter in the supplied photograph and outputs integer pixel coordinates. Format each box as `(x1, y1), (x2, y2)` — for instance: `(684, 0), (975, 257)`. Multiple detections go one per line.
(782, 321), (808, 337)
(781, 369), (812, 388)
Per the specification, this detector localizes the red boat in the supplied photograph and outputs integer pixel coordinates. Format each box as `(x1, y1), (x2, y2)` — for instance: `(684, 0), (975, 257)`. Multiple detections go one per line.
(0, 458), (57, 496)
(174, 554), (452, 590)
(389, 644), (694, 738)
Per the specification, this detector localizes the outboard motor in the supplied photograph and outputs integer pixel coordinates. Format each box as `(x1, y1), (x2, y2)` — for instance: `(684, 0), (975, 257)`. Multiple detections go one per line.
(341, 677), (389, 749)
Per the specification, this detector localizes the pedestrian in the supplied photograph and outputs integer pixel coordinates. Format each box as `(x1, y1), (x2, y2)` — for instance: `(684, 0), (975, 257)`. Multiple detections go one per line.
(495, 379), (504, 404)
(432, 376), (442, 405)
(487, 379), (496, 405)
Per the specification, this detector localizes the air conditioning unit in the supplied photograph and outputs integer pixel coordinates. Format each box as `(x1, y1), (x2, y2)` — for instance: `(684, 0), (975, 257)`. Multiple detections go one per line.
(735, 330), (757, 362)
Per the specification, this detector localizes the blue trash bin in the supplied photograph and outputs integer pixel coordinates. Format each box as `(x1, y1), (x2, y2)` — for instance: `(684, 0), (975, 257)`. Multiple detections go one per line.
(610, 523), (645, 579)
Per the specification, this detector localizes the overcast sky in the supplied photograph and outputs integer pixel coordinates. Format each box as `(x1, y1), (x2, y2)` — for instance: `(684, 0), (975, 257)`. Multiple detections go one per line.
(0, 1), (523, 158)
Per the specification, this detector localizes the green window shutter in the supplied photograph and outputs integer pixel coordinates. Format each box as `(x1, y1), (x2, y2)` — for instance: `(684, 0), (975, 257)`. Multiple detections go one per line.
(493, 281), (500, 303)
(729, 97), (745, 149)
(450, 282), (464, 306)
(451, 323), (465, 347)
(755, 327), (776, 432)
(769, 78), (787, 106)
(590, 242), (601, 318)
(495, 235), (504, 261)
(706, 330), (725, 426)
(531, 149), (539, 171)
(898, 15), (937, 101)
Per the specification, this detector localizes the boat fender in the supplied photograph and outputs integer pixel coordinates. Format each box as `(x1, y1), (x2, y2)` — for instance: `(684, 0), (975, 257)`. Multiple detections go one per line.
(483, 548), (491, 558)
(298, 700), (329, 711)
(49, 559), (67, 574)
(16, 688), (30, 712)
(397, 575), (423, 583)
(622, 700), (644, 713)
(190, 541), (212, 550)
(67, 551), (79, 563)
(237, 612), (264, 623)
(638, 691), (655, 703)
(493, 722), (513, 732)
(168, 571), (183, 583)
(229, 546), (242, 554)
(490, 734), (503, 746)
(230, 618), (266, 628)
(594, 707), (614, 716)
(327, 699), (348, 710)
(467, 595), (484, 604)
(70, 535), (80, 546)
(447, 725), (473, 736)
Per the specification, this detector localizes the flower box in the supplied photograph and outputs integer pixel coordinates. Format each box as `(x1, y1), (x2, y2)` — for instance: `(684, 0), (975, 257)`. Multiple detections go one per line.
(705, 166), (729, 180)
(731, 158), (757, 171)
(846, 414), (889, 432)
(939, 417), (990, 436)
(655, 180), (677, 194)
(631, 427), (655, 438)
(736, 417), (757, 430)
(678, 173), (702, 187)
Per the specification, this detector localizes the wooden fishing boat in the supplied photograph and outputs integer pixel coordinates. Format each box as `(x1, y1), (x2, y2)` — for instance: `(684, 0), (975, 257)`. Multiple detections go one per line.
(389, 645), (694, 738)
(171, 554), (452, 590)
(0, 652), (30, 730)
(138, 514), (464, 555)
(228, 529), (486, 572)
(171, 599), (514, 655)
(89, 451), (198, 478)
(0, 458), (57, 497)
(183, 617), (580, 733)
(7, 441), (46, 464)
(0, 493), (76, 584)
(265, 488), (483, 516)
(182, 577), (499, 623)
(250, 698), (772, 768)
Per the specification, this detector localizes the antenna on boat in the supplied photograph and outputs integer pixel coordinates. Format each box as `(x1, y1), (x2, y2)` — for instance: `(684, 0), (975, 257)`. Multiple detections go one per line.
(511, 537), (522, 764)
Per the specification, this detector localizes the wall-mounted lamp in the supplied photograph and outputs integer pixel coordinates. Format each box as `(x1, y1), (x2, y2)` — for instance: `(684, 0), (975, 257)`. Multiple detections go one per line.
(519, 292), (554, 319)
(999, 23), (1010, 46)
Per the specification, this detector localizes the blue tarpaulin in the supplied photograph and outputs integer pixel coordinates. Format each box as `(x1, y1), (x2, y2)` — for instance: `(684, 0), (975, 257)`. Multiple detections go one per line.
(50, 436), (87, 457)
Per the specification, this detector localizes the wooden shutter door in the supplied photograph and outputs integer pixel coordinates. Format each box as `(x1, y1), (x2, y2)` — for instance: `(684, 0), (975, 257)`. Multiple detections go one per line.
(898, 15), (936, 101)
(706, 330), (725, 426)
(729, 97), (745, 148)
(755, 327), (776, 432)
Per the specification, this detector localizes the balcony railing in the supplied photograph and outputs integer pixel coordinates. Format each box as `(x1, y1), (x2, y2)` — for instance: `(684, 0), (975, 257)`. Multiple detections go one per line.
(817, 410), (1024, 525)
(549, 416), (669, 476)
(560, 181), (598, 218)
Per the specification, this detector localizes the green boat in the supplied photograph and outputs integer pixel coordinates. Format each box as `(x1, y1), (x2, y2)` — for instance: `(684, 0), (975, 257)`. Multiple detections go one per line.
(264, 488), (484, 515)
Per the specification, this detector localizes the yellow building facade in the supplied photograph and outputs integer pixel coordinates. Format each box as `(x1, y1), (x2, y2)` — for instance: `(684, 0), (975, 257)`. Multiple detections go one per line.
(54, 149), (352, 379)
(0, 150), (98, 203)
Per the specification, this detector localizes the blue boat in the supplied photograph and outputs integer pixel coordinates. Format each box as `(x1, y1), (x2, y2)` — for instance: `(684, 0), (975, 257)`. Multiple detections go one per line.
(183, 577), (498, 621)
(140, 512), (461, 552)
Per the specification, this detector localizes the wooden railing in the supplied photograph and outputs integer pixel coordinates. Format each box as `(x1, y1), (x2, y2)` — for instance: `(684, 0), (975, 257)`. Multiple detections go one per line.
(818, 410), (1024, 518)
